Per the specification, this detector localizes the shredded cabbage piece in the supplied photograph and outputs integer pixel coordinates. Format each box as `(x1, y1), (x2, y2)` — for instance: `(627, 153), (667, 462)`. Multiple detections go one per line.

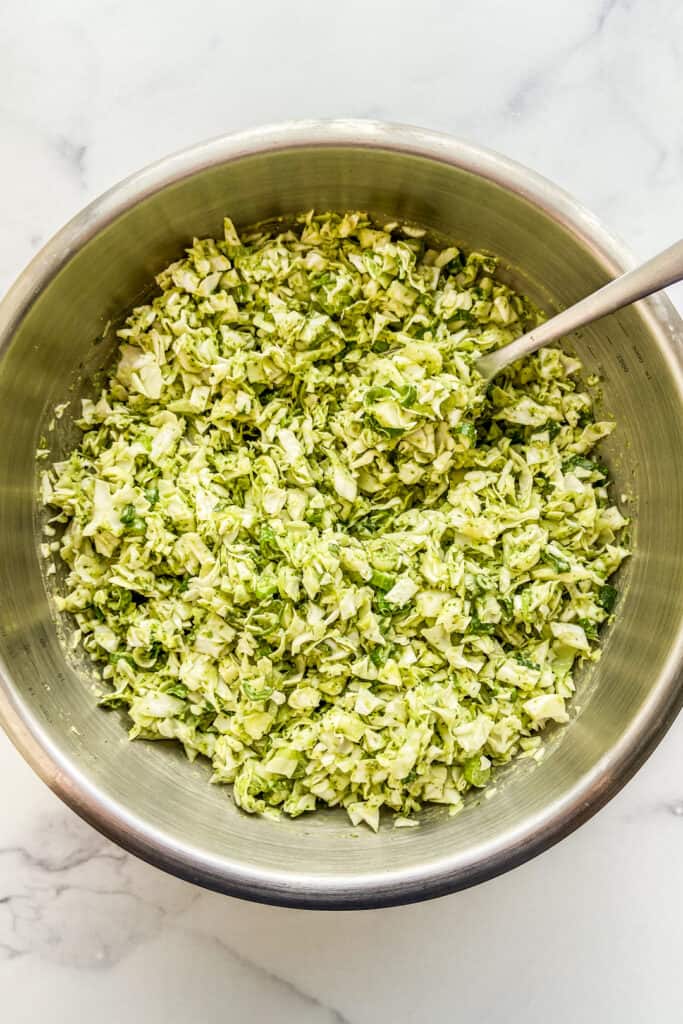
(42, 211), (629, 829)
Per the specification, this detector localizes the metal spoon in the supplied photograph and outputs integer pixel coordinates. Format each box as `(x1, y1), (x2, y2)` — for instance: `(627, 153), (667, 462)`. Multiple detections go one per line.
(475, 238), (683, 381)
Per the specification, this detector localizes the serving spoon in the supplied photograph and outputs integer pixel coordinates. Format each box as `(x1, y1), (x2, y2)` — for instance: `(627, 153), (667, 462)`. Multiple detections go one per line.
(475, 238), (683, 381)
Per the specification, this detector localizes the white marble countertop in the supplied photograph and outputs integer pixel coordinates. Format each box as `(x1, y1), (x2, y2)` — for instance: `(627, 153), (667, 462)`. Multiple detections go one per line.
(1, 1), (682, 1020)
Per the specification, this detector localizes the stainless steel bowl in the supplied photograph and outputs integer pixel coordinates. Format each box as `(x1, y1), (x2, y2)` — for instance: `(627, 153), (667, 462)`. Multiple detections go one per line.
(1, 121), (682, 909)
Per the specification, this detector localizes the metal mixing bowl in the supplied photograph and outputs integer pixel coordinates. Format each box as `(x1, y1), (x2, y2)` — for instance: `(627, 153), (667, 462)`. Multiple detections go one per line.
(1, 121), (682, 909)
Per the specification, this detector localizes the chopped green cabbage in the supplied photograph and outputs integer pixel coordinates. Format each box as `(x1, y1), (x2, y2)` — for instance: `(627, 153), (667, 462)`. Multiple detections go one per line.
(41, 211), (629, 829)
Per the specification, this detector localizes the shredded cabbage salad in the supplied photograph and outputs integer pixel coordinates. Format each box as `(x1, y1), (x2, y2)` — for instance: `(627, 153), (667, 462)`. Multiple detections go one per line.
(41, 211), (629, 831)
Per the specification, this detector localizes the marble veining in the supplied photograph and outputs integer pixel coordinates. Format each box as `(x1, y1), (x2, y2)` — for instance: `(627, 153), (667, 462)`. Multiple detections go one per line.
(1, 0), (682, 1021)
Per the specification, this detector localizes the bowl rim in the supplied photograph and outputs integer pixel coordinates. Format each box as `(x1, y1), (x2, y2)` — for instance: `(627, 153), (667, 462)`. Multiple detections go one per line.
(1, 119), (682, 909)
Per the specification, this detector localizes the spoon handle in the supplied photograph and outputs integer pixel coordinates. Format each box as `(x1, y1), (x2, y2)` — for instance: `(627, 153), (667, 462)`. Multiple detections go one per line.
(476, 238), (683, 381)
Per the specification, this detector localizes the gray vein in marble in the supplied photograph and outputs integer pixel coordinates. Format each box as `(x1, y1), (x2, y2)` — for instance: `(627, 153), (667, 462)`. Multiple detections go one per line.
(54, 136), (88, 190)
(0, 812), (351, 1017)
(595, 0), (624, 33)
(504, 0), (628, 118)
(0, 811), (197, 967)
(199, 930), (352, 1024)
(0, 841), (124, 874)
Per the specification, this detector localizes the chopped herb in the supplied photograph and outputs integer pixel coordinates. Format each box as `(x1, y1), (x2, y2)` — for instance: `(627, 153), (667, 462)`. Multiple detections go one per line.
(597, 584), (618, 613)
